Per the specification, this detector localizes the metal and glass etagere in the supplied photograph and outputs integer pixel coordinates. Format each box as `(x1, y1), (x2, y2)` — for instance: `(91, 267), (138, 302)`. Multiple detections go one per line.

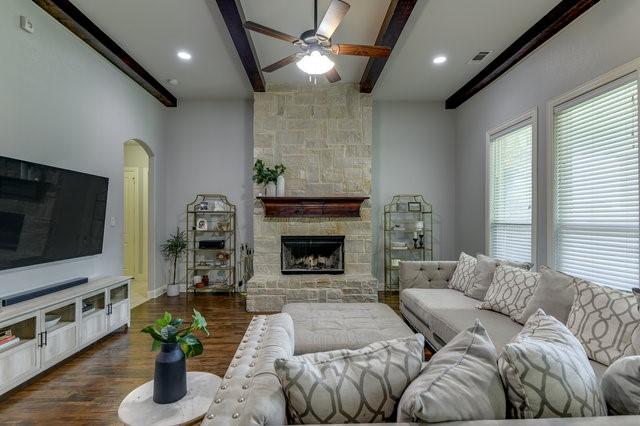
(384, 194), (433, 293)
(186, 194), (236, 294)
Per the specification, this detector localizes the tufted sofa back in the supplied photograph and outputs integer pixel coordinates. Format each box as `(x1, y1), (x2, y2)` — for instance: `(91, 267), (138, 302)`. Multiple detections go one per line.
(203, 313), (294, 425)
(399, 261), (458, 292)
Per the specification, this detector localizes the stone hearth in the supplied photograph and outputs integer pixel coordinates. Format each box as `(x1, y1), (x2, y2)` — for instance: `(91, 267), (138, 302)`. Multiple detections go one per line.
(246, 84), (378, 312)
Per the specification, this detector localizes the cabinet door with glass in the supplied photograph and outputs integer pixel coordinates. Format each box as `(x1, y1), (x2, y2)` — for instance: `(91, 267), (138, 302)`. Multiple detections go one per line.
(40, 299), (78, 368)
(78, 289), (108, 345)
(0, 312), (40, 393)
(108, 282), (130, 330)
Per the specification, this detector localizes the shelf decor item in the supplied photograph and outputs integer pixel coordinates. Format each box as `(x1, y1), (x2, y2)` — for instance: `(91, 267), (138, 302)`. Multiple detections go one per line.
(253, 159), (286, 197)
(141, 309), (209, 404)
(161, 228), (188, 297)
(186, 194), (237, 294)
(384, 194), (433, 293)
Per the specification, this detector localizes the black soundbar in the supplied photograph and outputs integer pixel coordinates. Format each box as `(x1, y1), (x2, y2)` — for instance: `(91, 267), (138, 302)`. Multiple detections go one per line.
(1, 277), (89, 307)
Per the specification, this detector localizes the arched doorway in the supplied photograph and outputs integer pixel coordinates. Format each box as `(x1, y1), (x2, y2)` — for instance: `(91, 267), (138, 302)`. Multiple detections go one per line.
(123, 140), (154, 307)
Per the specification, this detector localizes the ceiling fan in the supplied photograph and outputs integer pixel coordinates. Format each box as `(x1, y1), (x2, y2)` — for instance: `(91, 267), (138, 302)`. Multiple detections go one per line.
(244, 0), (391, 82)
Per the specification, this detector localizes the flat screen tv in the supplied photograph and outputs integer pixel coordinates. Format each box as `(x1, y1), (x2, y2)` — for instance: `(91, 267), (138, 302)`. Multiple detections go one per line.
(0, 156), (109, 271)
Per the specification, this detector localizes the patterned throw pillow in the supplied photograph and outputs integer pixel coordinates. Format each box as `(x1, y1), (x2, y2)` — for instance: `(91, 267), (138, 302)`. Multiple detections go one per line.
(448, 252), (477, 293)
(479, 264), (540, 320)
(498, 309), (607, 419)
(465, 254), (533, 301)
(397, 321), (506, 423)
(566, 278), (640, 366)
(274, 334), (424, 424)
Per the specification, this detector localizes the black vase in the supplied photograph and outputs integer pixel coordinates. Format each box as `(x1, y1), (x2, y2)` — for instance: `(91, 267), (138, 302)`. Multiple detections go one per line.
(153, 342), (187, 404)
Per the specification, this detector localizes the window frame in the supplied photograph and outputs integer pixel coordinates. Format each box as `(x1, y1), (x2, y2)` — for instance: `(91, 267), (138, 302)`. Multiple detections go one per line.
(485, 108), (538, 264)
(546, 59), (640, 277)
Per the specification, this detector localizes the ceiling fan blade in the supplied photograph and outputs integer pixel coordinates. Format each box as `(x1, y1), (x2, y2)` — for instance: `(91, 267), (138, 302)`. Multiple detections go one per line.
(331, 44), (391, 58)
(325, 68), (341, 83)
(244, 21), (299, 44)
(262, 53), (302, 73)
(316, 0), (350, 39)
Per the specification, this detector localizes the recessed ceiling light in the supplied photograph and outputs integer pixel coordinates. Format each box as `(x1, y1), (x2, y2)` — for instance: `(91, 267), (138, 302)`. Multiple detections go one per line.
(177, 50), (192, 61)
(166, 79), (178, 86)
(433, 55), (447, 65)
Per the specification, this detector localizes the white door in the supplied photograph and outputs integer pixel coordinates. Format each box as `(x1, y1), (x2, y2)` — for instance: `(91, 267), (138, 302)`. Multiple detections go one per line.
(123, 168), (137, 276)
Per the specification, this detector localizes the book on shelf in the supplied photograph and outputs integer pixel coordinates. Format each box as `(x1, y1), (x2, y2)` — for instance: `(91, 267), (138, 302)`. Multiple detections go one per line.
(0, 336), (20, 351)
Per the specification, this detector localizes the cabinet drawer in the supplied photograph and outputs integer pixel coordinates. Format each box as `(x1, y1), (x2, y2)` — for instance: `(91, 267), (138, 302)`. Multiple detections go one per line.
(79, 312), (107, 345)
(0, 341), (39, 385)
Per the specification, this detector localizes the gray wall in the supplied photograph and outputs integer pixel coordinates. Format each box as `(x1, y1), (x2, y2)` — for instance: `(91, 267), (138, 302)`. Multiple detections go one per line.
(163, 100), (253, 285)
(454, 0), (640, 265)
(0, 1), (167, 297)
(373, 101), (456, 282)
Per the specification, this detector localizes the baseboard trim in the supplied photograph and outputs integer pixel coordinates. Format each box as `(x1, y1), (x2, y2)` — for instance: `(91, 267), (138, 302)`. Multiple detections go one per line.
(147, 285), (166, 299)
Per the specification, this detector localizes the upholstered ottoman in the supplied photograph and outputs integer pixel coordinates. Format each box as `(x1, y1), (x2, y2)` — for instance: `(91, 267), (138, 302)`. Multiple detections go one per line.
(282, 302), (414, 354)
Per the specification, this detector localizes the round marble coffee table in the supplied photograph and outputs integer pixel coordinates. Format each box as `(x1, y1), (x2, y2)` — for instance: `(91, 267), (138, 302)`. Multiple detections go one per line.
(118, 372), (220, 426)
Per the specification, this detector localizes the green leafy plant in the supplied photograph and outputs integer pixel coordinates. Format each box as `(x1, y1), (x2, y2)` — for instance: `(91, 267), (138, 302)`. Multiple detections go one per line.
(160, 227), (187, 286)
(253, 159), (286, 185)
(141, 309), (209, 357)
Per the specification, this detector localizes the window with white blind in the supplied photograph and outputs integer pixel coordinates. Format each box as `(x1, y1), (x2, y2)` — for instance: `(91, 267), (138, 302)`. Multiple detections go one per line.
(488, 115), (535, 263)
(552, 75), (639, 291)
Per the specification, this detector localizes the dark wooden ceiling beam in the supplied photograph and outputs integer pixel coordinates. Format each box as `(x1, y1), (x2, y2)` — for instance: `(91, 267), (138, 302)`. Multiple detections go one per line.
(215, 0), (265, 92)
(445, 0), (600, 109)
(33, 0), (177, 107)
(360, 0), (417, 94)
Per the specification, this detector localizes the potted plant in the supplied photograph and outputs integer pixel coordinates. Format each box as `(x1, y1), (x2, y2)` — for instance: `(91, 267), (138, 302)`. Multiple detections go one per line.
(161, 227), (187, 297)
(253, 159), (286, 197)
(141, 309), (209, 403)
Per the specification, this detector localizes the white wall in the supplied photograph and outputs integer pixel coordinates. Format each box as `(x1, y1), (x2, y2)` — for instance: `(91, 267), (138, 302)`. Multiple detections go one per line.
(0, 0), (167, 297)
(372, 101), (457, 282)
(163, 100), (253, 286)
(454, 0), (640, 265)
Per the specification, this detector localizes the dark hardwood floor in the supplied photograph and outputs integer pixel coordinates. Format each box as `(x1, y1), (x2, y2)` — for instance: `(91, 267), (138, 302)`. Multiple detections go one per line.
(0, 292), (399, 425)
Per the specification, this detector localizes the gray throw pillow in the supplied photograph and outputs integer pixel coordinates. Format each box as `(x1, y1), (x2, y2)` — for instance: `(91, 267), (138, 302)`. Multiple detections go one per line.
(566, 278), (640, 366)
(274, 334), (424, 424)
(478, 264), (540, 320)
(516, 266), (576, 325)
(465, 254), (532, 301)
(448, 252), (477, 293)
(498, 309), (607, 419)
(397, 321), (506, 423)
(601, 356), (640, 415)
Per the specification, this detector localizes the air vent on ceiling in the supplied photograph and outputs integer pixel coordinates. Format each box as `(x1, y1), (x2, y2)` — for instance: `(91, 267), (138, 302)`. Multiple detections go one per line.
(468, 51), (493, 63)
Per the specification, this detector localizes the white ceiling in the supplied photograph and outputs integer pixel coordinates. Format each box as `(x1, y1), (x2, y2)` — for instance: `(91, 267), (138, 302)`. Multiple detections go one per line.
(72, 0), (561, 102)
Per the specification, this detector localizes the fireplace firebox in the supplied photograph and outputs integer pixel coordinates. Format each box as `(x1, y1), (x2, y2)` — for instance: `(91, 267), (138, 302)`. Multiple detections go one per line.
(281, 236), (345, 274)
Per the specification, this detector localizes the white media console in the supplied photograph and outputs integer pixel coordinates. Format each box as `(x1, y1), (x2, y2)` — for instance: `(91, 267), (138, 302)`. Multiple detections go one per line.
(0, 276), (130, 396)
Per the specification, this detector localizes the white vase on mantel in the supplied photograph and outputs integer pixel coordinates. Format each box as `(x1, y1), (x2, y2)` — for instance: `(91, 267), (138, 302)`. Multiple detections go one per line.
(265, 182), (276, 197)
(276, 175), (285, 197)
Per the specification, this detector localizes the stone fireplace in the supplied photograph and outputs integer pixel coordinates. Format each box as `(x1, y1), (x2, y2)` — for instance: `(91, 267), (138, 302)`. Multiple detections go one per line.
(246, 84), (378, 312)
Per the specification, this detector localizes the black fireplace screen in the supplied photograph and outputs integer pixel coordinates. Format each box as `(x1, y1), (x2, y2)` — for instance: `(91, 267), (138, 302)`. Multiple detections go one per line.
(281, 236), (345, 274)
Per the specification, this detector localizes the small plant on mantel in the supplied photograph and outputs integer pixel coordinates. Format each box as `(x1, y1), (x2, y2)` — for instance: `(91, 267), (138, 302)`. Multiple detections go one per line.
(141, 309), (209, 403)
(253, 159), (286, 196)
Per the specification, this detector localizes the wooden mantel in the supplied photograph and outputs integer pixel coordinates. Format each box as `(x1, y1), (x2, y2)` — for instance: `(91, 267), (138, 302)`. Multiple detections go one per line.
(257, 196), (369, 218)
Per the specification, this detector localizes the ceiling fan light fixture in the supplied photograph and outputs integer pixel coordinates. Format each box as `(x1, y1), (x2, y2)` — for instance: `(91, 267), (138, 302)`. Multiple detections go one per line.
(296, 51), (335, 75)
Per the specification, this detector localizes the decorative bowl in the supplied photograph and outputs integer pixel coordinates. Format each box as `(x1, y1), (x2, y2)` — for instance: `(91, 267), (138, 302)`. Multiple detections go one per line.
(45, 314), (61, 329)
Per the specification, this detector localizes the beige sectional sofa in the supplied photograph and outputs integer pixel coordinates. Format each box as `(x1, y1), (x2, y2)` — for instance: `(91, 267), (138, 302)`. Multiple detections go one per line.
(398, 261), (616, 376)
(202, 261), (639, 425)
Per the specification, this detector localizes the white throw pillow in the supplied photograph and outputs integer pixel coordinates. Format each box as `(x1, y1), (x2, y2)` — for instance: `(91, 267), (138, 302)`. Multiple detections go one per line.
(448, 252), (477, 293)
(397, 321), (506, 423)
(566, 278), (640, 366)
(498, 309), (607, 418)
(274, 334), (424, 424)
(465, 254), (532, 301)
(478, 264), (540, 320)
